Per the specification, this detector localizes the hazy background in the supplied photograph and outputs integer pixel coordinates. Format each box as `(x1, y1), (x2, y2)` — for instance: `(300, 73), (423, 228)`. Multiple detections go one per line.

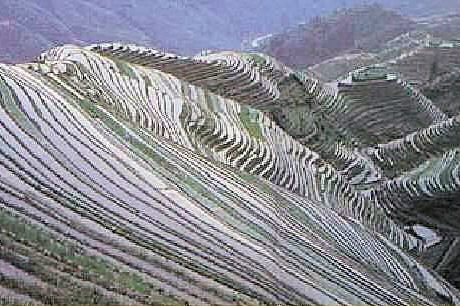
(1, 0), (459, 63)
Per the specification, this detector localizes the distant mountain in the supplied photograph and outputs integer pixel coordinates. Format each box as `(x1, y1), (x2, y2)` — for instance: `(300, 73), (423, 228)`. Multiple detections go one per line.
(385, 0), (460, 17)
(1, 0), (460, 63)
(256, 5), (419, 69)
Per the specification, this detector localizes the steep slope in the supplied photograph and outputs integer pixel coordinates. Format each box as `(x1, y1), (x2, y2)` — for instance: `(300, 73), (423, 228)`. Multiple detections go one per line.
(267, 52), (460, 289)
(389, 41), (460, 117)
(421, 69), (460, 116)
(42, 44), (415, 249)
(243, 4), (460, 291)
(1, 43), (460, 303)
(258, 7), (460, 74)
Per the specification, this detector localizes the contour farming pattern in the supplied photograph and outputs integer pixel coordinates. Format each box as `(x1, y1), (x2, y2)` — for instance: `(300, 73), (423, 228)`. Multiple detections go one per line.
(0, 44), (459, 303)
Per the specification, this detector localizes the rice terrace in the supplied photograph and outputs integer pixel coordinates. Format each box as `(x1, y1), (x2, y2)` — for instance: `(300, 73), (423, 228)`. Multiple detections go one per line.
(1, 1), (460, 304)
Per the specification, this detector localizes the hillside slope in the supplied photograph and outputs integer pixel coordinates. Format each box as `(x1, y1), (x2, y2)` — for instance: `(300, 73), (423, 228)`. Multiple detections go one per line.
(257, 5), (460, 71)
(0, 43), (460, 303)
(256, 5), (419, 69)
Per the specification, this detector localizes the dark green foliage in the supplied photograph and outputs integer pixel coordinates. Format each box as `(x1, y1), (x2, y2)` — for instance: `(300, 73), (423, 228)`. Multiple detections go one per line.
(114, 60), (138, 79)
(242, 53), (266, 66)
(239, 106), (265, 141)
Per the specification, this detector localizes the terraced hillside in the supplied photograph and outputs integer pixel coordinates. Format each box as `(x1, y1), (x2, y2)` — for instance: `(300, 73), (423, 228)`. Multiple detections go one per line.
(306, 30), (430, 82)
(288, 45), (460, 290)
(387, 42), (460, 117)
(256, 5), (418, 70)
(1, 44), (460, 304)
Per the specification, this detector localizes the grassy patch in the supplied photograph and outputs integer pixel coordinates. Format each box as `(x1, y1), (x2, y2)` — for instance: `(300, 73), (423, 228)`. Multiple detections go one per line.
(242, 53), (266, 66)
(117, 271), (148, 294)
(66, 255), (111, 275)
(239, 106), (265, 142)
(79, 99), (126, 136)
(183, 176), (208, 195)
(79, 98), (99, 118)
(0, 78), (37, 134)
(114, 60), (138, 80)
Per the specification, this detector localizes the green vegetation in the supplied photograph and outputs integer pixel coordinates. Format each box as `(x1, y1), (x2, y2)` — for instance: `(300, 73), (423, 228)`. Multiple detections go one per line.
(0, 208), (77, 258)
(79, 98), (99, 118)
(114, 59), (138, 80)
(142, 74), (153, 88)
(0, 78), (37, 134)
(183, 175), (209, 196)
(87, 104), (273, 250)
(78, 98), (175, 172)
(6, 34), (460, 302)
(79, 99), (126, 137)
(239, 106), (265, 142)
(238, 171), (258, 183)
(242, 53), (266, 66)
(0, 208), (180, 303)
(118, 271), (149, 294)
(0, 89), (183, 301)
(67, 254), (149, 295)
(67, 255), (112, 275)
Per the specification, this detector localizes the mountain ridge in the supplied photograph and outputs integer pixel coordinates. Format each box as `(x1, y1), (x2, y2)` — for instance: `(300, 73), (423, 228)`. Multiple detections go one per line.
(2, 1), (460, 64)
